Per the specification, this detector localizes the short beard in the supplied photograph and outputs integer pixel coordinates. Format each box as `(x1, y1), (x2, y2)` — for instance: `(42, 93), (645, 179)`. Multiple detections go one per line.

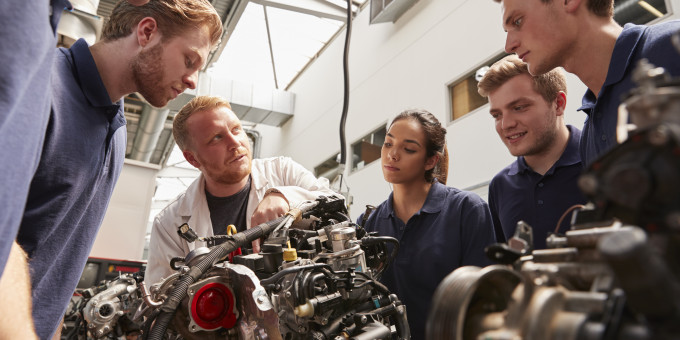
(131, 43), (168, 108)
(523, 111), (558, 157)
(215, 162), (251, 185)
(203, 152), (253, 186)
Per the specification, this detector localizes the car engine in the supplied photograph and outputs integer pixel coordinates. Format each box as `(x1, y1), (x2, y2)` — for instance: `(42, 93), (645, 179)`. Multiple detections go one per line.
(68, 195), (409, 340)
(62, 273), (144, 339)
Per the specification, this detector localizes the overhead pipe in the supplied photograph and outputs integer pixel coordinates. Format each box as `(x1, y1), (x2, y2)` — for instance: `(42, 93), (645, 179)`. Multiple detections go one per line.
(129, 106), (170, 163)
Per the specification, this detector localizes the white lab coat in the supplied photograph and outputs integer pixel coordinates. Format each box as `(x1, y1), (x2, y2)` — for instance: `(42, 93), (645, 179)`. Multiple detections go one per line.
(145, 156), (338, 285)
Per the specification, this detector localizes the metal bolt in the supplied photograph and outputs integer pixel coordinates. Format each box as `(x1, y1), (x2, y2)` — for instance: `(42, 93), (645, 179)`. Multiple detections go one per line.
(360, 315), (367, 324)
(257, 296), (265, 303)
(285, 291), (292, 298)
(88, 323), (95, 329)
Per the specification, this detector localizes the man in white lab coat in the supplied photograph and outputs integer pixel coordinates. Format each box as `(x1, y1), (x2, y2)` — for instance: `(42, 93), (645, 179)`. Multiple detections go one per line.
(146, 95), (337, 285)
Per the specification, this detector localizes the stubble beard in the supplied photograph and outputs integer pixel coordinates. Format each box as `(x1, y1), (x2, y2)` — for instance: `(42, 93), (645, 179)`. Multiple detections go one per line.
(521, 111), (558, 157)
(132, 43), (169, 108)
(208, 151), (253, 186)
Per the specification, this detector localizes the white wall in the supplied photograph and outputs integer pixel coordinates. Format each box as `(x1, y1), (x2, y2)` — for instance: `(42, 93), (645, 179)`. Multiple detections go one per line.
(251, 0), (600, 218)
(90, 160), (158, 260)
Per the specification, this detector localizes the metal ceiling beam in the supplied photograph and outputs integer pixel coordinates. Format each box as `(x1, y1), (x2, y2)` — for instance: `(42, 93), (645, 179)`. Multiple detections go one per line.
(250, 0), (353, 21)
(263, 5), (279, 89)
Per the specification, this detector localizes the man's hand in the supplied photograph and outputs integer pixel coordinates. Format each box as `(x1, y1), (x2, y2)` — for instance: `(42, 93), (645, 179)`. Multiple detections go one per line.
(250, 192), (289, 252)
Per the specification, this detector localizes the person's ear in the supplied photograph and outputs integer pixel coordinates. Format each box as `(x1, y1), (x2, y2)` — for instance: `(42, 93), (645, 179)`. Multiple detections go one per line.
(563, 0), (583, 13)
(554, 91), (567, 116)
(425, 154), (439, 171)
(136, 17), (159, 47)
(183, 150), (201, 169)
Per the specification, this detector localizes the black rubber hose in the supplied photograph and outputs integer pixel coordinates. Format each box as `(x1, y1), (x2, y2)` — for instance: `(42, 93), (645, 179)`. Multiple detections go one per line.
(361, 236), (399, 279)
(305, 272), (328, 302)
(294, 270), (309, 306)
(355, 271), (390, 295)
(260, 263), (334, 286)
(349, 322), (391, 340)
(338, 0), (352, 165)
(338, 0), (353, 191)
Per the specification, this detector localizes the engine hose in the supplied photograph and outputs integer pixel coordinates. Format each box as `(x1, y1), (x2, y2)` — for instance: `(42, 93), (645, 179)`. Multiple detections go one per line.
(260, 263), (334, 286)
(319, 267), (345, 283)
(294, 270), (309, 306)
(349, 322), (391, 340)
(352, 296), (391, 313)
(360, 236), (399, 279)
(392, 304), (410, 340)
(141, 309), (161, 340)
(355, 272), (390, 295)
(299, 272), (328, 304)
(146, 215), (290, 340)
(358, 302), (410, 340)
(321, 310), (357, 338)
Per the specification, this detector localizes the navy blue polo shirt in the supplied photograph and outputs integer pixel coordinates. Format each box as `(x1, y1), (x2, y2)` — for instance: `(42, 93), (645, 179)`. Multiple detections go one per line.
(357, 181), (496, 340)
(579, 20), (680, 166)
(0, 0), (69, 277)
(17, 38), (126, 340)
(488, 125), (586, 249)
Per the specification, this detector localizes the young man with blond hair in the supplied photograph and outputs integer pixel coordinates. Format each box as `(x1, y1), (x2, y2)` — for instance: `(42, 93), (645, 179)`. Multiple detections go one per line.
(495, 0), (680, 165)
(478, 55), (586, 248)
(146, 96), (338, 285)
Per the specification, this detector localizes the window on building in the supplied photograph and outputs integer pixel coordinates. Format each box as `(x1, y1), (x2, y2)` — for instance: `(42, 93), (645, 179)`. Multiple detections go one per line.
(351, 125), (387, 172)
(315, 153), (341, 180)
(614, 0), (668, 25)
(448, 53), (508, 122)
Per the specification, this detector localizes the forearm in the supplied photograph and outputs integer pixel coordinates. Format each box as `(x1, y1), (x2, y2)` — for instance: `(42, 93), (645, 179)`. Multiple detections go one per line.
(271, 157), (340, 204)
(0, 242), (38, 339)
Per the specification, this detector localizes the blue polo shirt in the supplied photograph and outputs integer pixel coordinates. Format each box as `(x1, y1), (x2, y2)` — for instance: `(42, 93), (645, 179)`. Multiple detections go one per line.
(579, 20), (680, 166)
(488, 125), (586, 249)
(0, 0), (69, 277)
(357, 181), (496, 340)
(16, 39), (126, 340)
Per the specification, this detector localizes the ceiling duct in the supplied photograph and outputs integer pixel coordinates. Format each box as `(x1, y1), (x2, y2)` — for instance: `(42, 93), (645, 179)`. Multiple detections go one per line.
(129, 106), (171, 163)
(198, 73), (296, 127)
(369, 0), (419, 24)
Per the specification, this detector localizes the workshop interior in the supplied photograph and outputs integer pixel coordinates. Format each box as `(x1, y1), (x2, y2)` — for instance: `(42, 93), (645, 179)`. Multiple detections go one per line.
(32, 0), (680, 338)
